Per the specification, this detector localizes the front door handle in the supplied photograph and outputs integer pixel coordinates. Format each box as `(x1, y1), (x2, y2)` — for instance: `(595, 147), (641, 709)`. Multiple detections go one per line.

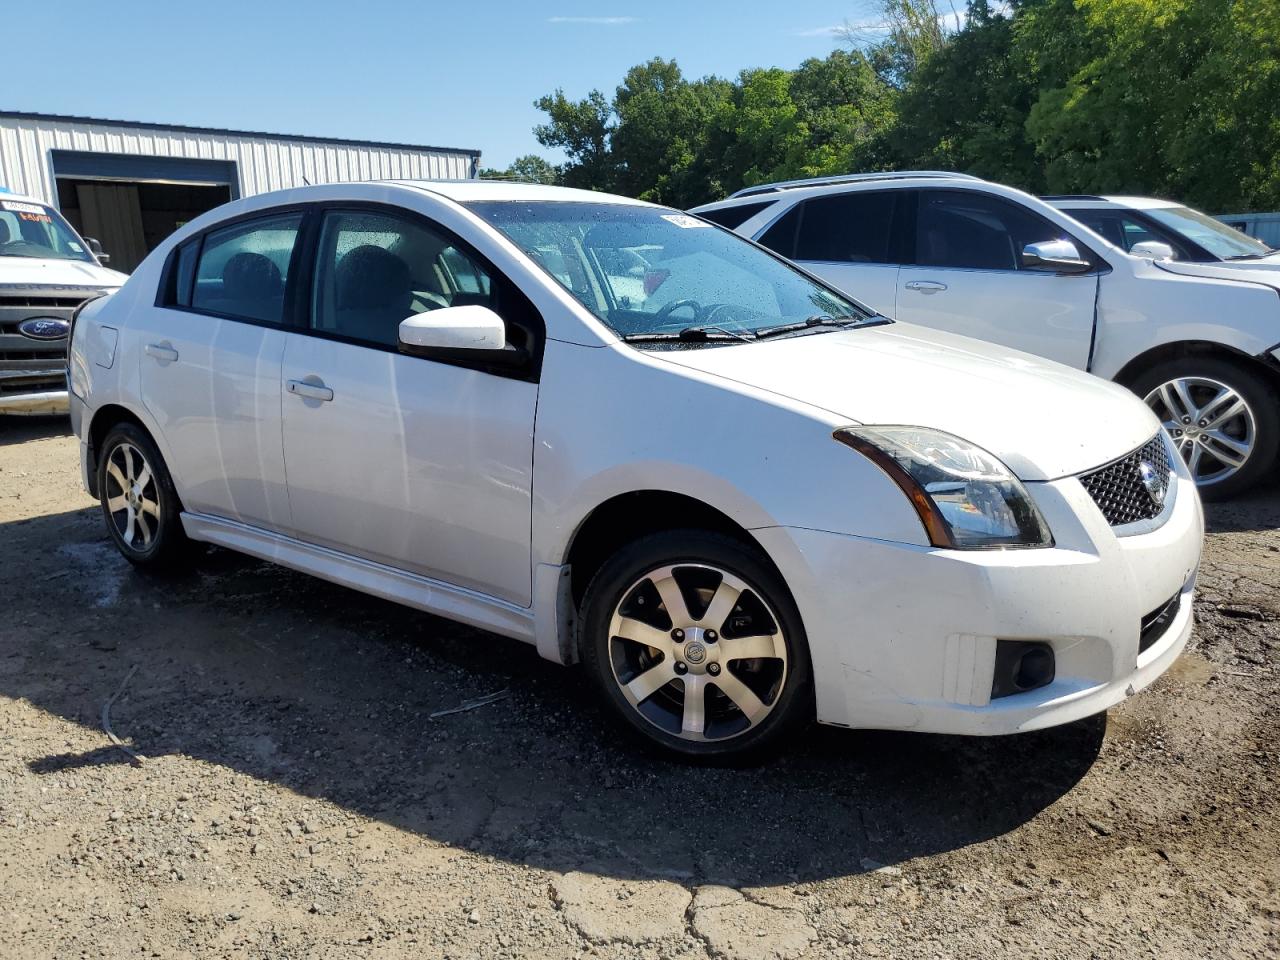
(144, 342), (179, 362)
(286, 379), (334, 402)
(904, 280), (948, 294)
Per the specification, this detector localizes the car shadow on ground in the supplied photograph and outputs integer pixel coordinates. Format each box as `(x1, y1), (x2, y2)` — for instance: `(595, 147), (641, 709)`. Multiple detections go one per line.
(0, 414), (73, 446)
(4, 506), (1104, 887)
(1201, 474), (1280, 534)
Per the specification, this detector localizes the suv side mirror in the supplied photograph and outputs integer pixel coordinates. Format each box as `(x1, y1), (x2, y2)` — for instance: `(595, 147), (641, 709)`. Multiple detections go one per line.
(398, 304), (526, 366)
(1129, 240), (1175, 261)
(1022, 239), (1091, 274)
(83, 236), (110, 265)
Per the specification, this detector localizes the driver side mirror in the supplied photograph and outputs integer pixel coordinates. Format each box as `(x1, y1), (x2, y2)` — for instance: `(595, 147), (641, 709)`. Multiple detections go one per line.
(1022, 239), (1091, 274)
(1129, 240), (1175, 261)
(398, 304), (527, 367)
(83, 236), (110, 265)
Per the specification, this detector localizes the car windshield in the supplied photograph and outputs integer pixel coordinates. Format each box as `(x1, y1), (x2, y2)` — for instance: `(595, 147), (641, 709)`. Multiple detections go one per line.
(0, 199), (95, 262)
(1144, 205), (1273, 260)
(466, 201), (872, 340)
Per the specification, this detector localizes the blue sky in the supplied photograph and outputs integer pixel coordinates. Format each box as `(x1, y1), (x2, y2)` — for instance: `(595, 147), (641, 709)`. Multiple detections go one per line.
(8, 0), (885, 168)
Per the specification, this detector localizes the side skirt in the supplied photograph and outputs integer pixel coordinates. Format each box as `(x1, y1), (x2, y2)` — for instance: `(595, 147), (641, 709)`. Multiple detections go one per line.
(180, 512), (537, 644)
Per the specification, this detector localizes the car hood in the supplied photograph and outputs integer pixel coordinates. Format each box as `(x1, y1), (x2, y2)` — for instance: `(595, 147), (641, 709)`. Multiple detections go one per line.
(0, 255), (127, 288)
(656, 322), (1160, 481)
(1154, 257), (1280, 288)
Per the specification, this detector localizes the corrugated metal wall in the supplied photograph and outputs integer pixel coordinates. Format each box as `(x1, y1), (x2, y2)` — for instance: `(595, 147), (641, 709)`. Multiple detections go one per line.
(0, 113), (478, 206)
(1217, 212), (1280, 248)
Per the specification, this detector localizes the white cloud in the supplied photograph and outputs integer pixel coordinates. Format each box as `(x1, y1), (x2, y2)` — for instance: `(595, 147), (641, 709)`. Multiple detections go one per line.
(793, 25), (845, 38)
(547, 16), (639, 25)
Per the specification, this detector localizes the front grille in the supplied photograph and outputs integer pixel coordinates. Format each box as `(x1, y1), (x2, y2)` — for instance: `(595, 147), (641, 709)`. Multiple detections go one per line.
(1139, 593), (1181, 653)
(1079, 434), (1173, 526)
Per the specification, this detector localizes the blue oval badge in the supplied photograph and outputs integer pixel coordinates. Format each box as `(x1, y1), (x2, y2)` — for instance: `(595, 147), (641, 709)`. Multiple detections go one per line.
(17, 316), (70, 340)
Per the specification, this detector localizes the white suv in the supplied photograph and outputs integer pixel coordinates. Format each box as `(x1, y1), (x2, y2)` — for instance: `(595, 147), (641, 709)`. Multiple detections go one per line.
(1045, 195), (1279, 267)
(69, 180), (1202, 759)
(694, 173), (1280, 498)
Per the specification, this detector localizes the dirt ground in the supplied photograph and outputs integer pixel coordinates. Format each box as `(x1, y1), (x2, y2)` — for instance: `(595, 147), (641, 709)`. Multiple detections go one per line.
(0, 416), (1276, 960)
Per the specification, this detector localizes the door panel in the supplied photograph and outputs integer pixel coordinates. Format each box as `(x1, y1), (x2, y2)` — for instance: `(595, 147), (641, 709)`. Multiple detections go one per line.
(894, 266), (1097, 369)
(136, 308), (291, 527)
(896, 189), (1098, 369)
(279, 206), (539, 606)
(280, 334), (537, 605)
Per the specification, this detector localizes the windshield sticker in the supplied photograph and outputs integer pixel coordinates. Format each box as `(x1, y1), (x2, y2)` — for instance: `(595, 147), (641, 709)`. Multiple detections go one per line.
(19, 211), (53, 224)
(68, 242), (84, 252)
(1, 200), (44, 215)
(661, 214), (711, 229)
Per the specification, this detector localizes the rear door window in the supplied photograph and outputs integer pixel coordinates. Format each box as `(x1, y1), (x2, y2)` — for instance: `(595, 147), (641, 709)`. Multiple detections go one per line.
(793, 191), (899, 264)
(191, 213), (303, 324)
(697, 200), (775, 230)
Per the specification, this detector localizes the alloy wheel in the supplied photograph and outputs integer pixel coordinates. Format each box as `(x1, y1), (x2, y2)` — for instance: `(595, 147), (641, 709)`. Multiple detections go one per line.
(104, 442), (161, 552)
(1145, 376), (1255, 486)
(607, 563), (788, 742)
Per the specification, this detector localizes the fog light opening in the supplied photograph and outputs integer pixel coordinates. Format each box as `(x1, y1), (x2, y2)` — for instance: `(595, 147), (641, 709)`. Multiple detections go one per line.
(991, 640), (1056, 700)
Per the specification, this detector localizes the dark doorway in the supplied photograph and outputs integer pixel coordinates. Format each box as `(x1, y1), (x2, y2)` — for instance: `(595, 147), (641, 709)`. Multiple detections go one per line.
(57, 179), (231, 273)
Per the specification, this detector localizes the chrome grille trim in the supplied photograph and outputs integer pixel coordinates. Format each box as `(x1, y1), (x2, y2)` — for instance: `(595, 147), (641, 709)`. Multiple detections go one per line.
(1079, 434), (1174, 527)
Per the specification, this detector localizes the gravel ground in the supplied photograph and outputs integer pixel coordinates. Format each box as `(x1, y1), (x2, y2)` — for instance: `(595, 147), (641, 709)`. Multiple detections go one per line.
(1, 416), (1277, 960)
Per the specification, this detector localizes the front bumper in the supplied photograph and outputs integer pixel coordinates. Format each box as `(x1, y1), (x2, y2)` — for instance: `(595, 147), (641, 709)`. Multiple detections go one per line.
(755, 466), (1204, 735)
(0, 387), (69, 415)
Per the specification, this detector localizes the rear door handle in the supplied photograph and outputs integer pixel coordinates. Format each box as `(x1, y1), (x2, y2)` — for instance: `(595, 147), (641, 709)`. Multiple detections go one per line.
(287, 379), (334, 402)
(144, 342), (179, 362)
(904, 280), (948, 294)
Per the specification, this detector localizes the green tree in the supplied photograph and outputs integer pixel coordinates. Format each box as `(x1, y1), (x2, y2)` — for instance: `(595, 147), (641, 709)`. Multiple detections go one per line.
(1024, 0), (1280, 211)
(478, 154), (562, 184)
(533, 89), (617, 191)
(888, 1), (1044, 188)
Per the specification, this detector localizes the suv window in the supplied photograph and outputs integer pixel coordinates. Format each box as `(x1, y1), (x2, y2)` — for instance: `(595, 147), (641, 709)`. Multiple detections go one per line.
(191, 213), (303, 323)
(312, 209), (499, 349)
(1071, 209), (1187, 259)
(697, 200), (773, 230)
(916, 191), (1068, 271)
(793, 191), (897, 264)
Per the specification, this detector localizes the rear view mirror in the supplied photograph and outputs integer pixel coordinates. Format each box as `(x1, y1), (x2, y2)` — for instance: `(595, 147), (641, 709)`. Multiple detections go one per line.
(399, 304), (527, 367)
(83, 236), (110, 265)
(1022, 239), (1091, 274)
(1130, 240), (1175, 261)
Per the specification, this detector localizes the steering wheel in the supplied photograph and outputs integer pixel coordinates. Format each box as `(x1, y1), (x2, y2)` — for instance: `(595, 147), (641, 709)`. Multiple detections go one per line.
(654, 298), (702, 323)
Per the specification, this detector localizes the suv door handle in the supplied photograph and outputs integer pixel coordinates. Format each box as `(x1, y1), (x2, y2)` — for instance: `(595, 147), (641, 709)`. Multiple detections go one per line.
(286, 379), (334, 402)
(144, 342), (179, 362)
(904, 280), (948, 294)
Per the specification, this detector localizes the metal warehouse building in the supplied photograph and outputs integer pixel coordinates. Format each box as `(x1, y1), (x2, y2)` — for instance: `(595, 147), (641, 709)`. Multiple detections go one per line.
(0, 111), (480, 272)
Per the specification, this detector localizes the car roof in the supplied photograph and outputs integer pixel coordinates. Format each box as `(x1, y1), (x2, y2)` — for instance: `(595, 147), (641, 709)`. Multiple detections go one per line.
(389, 179), (655, 207)
(1043, 195), (1182, 211)
(691, 174), (1022, 213)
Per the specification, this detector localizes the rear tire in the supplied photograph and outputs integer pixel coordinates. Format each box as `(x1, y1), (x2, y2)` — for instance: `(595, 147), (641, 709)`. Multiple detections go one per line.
(1128, 356), (1279, 501)
(579, 530), (813, 761)
(96, 422), (192, 568)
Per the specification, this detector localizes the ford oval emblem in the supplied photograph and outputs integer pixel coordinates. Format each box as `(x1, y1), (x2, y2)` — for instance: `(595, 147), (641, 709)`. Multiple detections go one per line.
(17, 316), (70, 341)
(1137, 460), (1166, 509)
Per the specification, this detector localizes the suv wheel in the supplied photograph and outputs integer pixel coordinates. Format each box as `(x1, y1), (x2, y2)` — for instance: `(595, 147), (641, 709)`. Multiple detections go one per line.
(97, 422), (191, 567)
(580, 530), (813, 760)
(1131, 357), (1279, 500)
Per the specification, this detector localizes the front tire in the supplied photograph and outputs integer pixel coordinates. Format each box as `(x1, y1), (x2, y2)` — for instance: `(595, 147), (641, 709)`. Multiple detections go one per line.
(1130, 356), (1279, 501)
(96, 422), (191, 567)
(579, 530), (813, 761)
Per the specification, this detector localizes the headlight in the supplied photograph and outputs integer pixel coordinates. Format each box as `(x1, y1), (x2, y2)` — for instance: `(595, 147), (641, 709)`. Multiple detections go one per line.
(834, 426), (1053, 549)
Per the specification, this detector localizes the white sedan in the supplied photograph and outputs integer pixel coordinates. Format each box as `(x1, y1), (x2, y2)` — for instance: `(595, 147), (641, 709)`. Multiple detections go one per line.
(68, 180), (1203, 759)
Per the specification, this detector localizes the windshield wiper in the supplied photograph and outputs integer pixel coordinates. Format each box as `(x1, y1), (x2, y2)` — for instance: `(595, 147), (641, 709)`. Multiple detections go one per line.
(754, 314), (866, 339)
(622, 324), (755, 344)
(1225, 252), (1272, 260)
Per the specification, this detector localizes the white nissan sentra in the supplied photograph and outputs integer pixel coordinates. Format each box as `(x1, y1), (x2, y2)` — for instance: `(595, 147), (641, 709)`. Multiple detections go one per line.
(68, 181), (1204, 759)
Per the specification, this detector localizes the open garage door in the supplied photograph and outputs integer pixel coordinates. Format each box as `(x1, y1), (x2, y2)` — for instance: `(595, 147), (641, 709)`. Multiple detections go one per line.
(51, 151), (238, 273)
